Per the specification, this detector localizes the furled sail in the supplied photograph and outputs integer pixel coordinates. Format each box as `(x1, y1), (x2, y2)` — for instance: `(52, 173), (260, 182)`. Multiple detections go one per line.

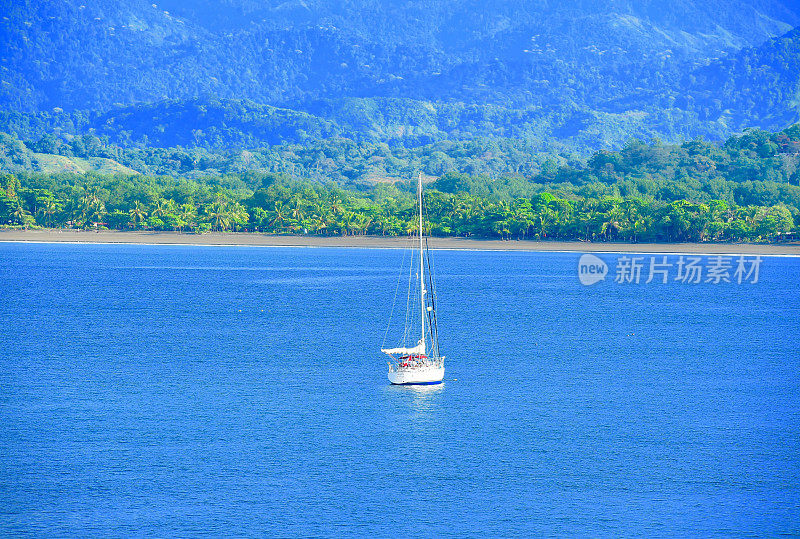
(381, 339), (426, 356)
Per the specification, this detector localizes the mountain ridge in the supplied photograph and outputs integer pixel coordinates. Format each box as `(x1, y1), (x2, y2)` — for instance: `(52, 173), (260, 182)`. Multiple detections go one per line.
(1, 0), (799, 154)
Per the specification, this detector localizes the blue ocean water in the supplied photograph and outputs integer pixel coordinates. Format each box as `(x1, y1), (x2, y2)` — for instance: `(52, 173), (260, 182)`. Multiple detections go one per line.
(1, 242), (799, 536)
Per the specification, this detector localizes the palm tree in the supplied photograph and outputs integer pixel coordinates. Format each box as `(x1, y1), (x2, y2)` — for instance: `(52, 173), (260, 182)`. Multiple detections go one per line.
(129, 201), (148, 229)
(12, 205), (31, 228)
(404, 217), (419, 236)
(307, 202), (331, 235)
(453, 200), (478, 236)
(619, 198), (642, 240)
(79, 187), (106, 227)
(630, 216), (649, 242)
(288, 197), (305, 223)
(83, 187), (102, 209)
(269, 201), (288, 231)
(662, 201), (692, 241)
(508, 214), (534, 239)
(151, 198), (174, 219)
(492, 219), (511, 239)
(353, 213), (373, 235)
(599, 201), (623, 241)
(228, 201), (249, 231)
(178, 204), (197, 232)
(737, 206), (761, 228)
(341, 211), (360, 236)
(548, 199), (573, 239)
(85, 199), (107, 227)
(207, 200), (231, 231)
(37, 197), (58, 227)
(300, 216), (322, 235)
(535, 207), (557, 239)
(62, 199), (82, 228)
(328, 194), (343, 216)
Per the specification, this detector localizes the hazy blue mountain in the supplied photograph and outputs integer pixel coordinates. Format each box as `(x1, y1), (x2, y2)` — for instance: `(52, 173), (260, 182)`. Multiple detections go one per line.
(1, 0), (799, 153)
(683, 27), (800, 131)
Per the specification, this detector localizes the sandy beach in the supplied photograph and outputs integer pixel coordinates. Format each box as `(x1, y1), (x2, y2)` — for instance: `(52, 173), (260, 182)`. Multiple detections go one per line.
(1, 228), (799, 255)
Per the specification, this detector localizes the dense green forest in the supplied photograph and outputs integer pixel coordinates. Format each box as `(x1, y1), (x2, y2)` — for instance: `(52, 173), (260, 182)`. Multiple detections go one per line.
(2, 1), (799, 154)
(0, 127), (568, 181)
(2, 28), (799, 154)
(3, 125), (798, 242)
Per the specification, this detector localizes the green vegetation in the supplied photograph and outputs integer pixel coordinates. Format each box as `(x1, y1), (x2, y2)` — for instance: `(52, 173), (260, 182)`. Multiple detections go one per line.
(2, 2), (799, 154)
(0, 129), (563, 181)
(2, 125), (799, 243)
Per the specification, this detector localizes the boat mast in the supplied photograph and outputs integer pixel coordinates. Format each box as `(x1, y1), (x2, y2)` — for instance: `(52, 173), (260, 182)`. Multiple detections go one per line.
(418, 172), (425, 350)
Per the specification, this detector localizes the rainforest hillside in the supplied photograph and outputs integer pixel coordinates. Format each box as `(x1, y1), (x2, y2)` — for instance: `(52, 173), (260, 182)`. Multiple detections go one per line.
(1, 1), (800, 153)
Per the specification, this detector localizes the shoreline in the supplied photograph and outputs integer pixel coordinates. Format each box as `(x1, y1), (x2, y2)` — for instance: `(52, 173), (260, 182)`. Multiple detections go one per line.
(2, 229), (799, 255)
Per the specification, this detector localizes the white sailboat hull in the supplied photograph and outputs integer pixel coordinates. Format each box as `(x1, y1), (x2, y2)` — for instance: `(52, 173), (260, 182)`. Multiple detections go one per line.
(388, 364), (445, 385)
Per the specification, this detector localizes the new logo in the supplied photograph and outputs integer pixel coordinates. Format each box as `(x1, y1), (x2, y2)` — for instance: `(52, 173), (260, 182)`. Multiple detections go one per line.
(578, 254), (608, 285)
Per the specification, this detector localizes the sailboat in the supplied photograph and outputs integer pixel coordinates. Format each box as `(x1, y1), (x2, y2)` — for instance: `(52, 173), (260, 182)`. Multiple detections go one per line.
(382, 173), (445, 385)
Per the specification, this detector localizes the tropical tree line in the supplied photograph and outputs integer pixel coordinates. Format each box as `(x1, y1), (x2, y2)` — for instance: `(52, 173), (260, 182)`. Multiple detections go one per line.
(1, 172), (796, 243)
